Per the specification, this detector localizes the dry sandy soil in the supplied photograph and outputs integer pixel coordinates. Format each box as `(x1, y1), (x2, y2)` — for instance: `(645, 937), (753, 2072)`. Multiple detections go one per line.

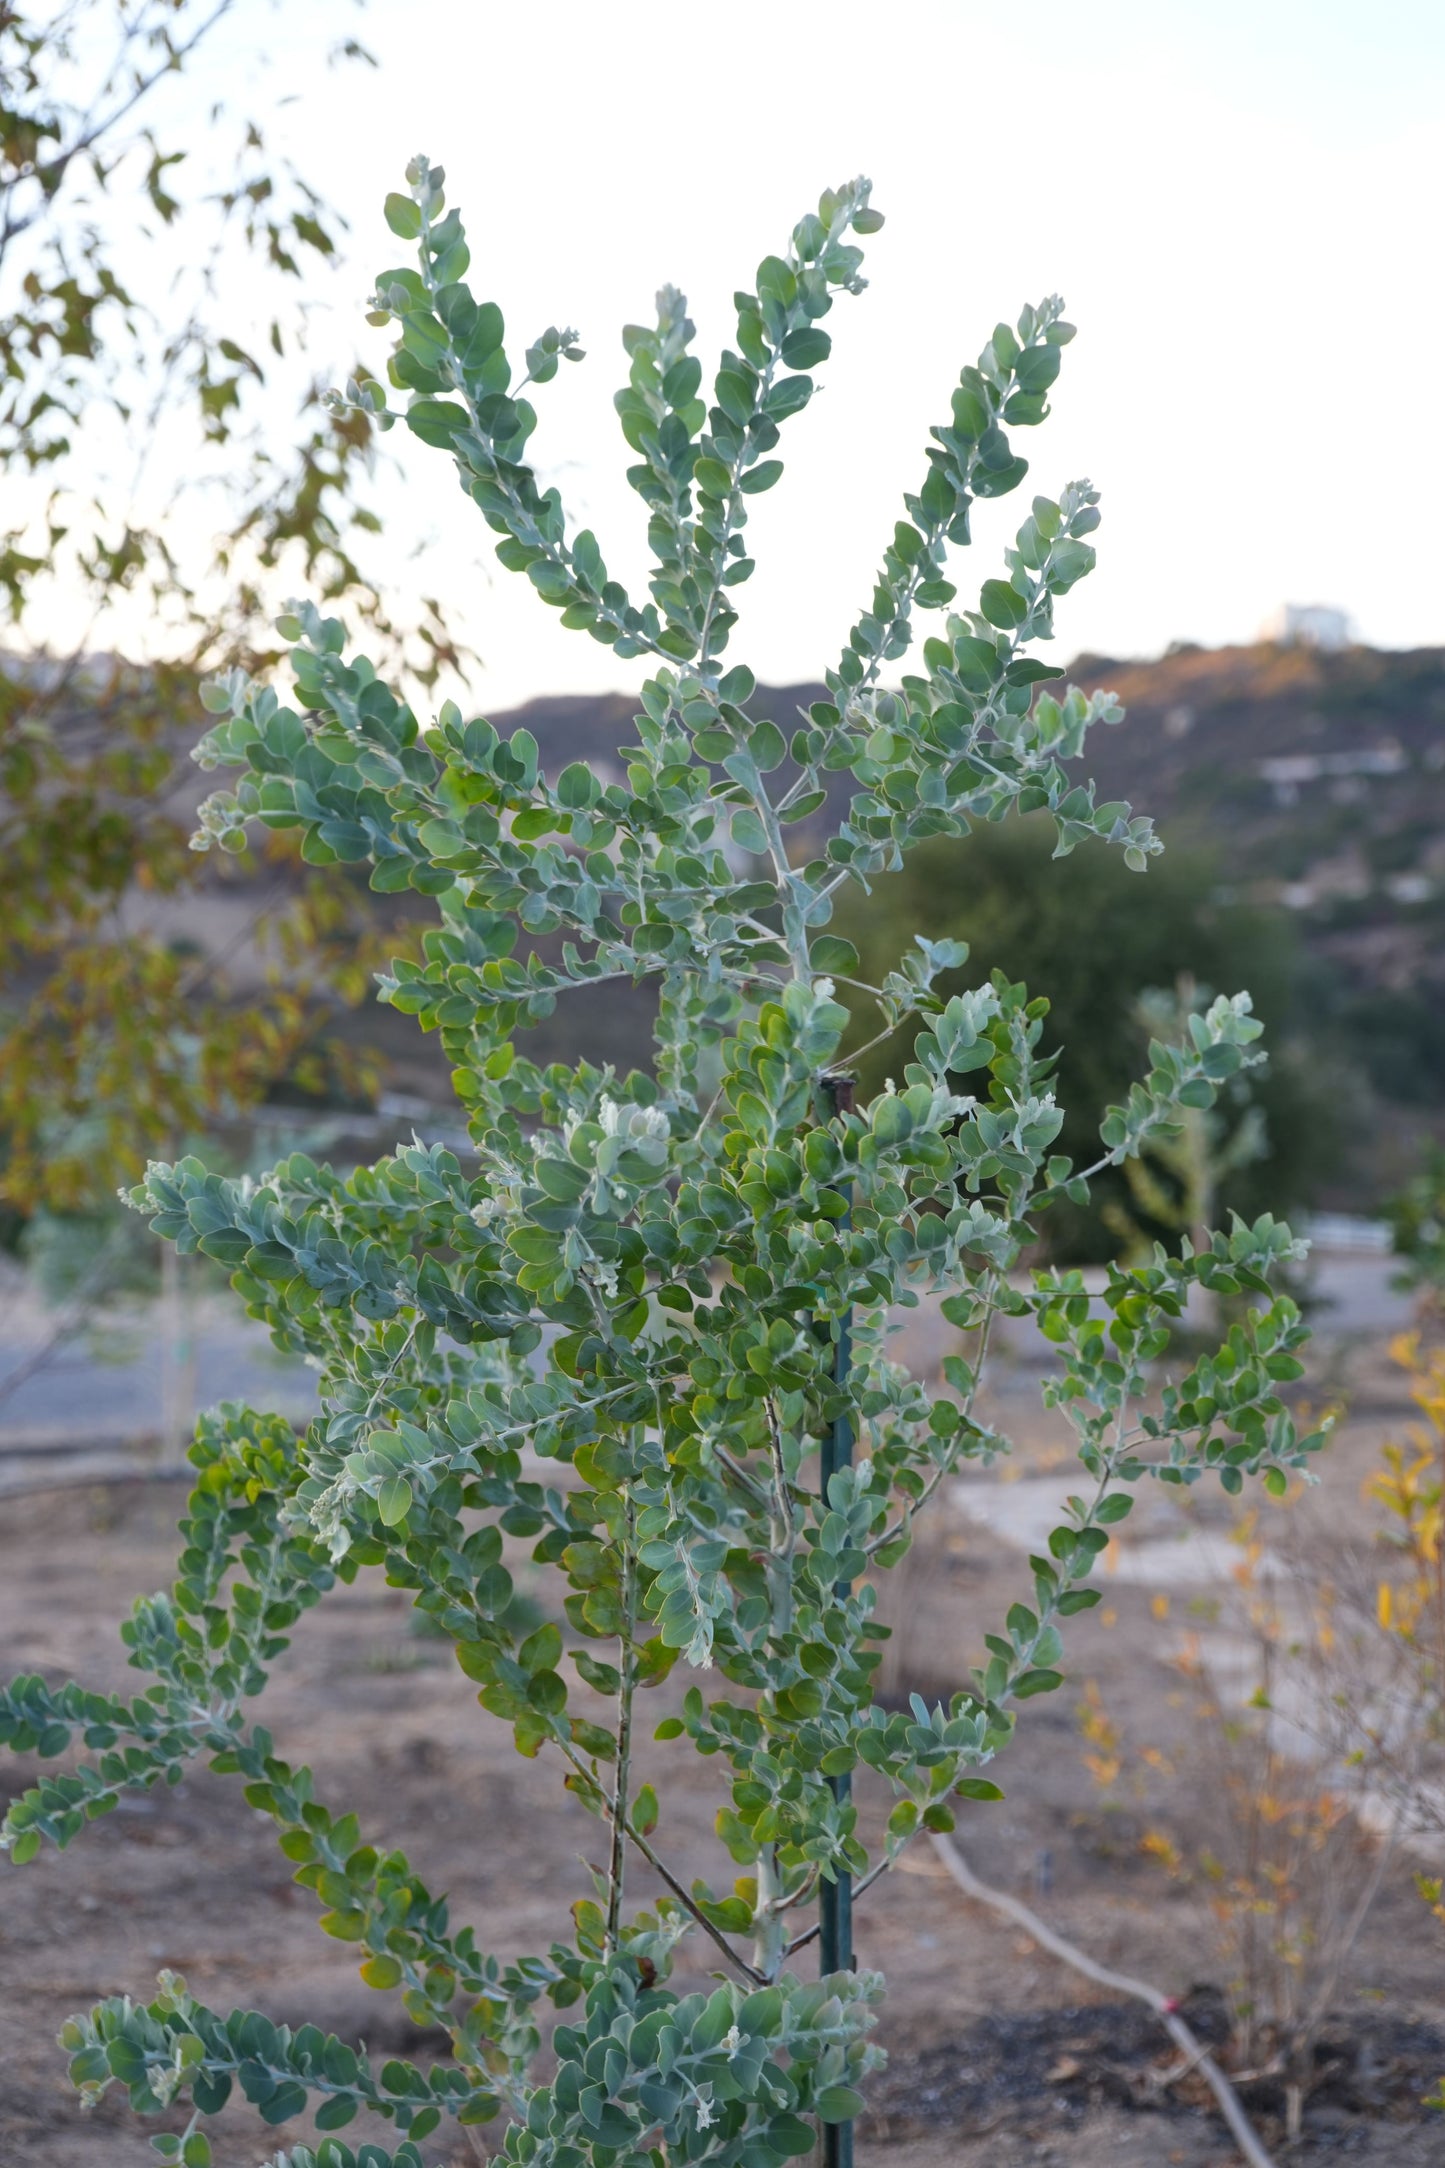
(2, 1331), (1443, 2167)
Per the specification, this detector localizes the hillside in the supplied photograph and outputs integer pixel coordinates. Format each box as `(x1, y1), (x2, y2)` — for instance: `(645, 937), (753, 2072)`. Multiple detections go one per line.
(480, 645), (1444, 1210)
(494, 642), (1444, 1096)
(1064, 643), (1445, 1116)
(497, 643), (1445, 917)
(1070, 642), (1444, 964)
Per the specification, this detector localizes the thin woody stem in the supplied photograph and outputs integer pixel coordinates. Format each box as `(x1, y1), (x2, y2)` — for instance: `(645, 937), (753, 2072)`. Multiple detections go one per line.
(712, 1443), (772, 1509)
(604, 1494), (638, 1956)
(765, 1395), (797, 1635)
(785, 1858), (891, 1954)
(627, 1823), (766, 1984)
(865, 1296), (998, 1558)
(552, 1733), (763, 1984)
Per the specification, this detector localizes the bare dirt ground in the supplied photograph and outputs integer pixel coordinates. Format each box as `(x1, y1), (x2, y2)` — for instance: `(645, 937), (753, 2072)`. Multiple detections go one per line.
(2, 1327), (1443, 2167)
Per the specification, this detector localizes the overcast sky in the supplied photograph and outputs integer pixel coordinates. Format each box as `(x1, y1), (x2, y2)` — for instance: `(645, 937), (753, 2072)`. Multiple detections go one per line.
(100, 0), (1445, 706)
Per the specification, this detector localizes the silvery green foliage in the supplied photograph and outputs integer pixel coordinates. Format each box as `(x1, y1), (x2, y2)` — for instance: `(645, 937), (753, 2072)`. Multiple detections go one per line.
(0, 159), (1324, 2166)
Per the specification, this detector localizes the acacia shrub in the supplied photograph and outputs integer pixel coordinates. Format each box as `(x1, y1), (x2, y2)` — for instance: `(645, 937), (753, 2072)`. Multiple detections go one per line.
(0, 158), (1325, 2167)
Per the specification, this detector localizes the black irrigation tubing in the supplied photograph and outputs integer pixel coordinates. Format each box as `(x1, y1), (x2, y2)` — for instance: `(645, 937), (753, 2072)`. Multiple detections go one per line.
(818, 1071), (856, 2168)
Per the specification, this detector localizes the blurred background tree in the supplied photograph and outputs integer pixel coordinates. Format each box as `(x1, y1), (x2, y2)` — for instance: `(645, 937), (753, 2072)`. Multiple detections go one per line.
(832, 814), (1342, 1261)
(0, 0), (452, 1239)
(1386, 1145), (1445, 1311)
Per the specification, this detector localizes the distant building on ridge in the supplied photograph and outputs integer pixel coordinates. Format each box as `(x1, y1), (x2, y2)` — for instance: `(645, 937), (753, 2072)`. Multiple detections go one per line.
(1259, 602), (1352, 650)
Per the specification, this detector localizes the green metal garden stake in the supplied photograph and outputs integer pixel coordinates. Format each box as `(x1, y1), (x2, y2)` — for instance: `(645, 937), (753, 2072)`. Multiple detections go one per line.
(819, 1072), (856, 2168)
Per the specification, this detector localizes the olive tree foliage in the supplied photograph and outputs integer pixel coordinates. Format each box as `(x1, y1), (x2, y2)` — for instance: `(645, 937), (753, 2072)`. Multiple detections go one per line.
(1, 158), (1324, 2167)
(0, 1), (439, 1214)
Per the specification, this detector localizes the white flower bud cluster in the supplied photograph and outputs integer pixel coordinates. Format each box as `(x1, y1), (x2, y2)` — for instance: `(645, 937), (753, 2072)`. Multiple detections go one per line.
(598, 1095), (670, 1145)
(294, 1469), (360, 1564)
